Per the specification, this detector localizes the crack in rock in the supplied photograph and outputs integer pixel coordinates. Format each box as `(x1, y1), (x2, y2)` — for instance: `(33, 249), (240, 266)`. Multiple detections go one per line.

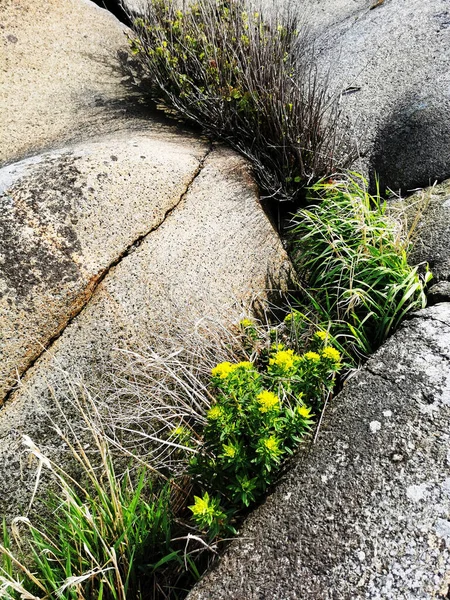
(1, 144), (213, 407)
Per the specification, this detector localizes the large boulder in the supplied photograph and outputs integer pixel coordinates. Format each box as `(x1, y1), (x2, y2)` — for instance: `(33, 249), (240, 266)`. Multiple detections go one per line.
(0, 145), (291, 519)
(0, 130), (207, 403)
(188, 302), (450, 599)
(300, 0), (450, 194)
(0, 0), (292, 519)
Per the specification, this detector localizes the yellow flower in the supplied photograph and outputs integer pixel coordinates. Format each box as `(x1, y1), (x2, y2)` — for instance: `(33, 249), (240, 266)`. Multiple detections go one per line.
(314, 330), (328, 341)
(190, 495), (210, 517)
(211, 361), (254, 379)
(222, 443), (237, 458)
(171, 426), (183, 438)
(321, 347), (341, 363)
(304, 351), (320, 363)
(263, 436), (279, 452)
(269, 349), (297, 371)
(297, 405), (313, 420)
(257, 390), (279, 413)
(211, 361), (235, 379)
(207, 405), (224, 420)
(239, 318), (254, 328)
(235, 361), (253, 370)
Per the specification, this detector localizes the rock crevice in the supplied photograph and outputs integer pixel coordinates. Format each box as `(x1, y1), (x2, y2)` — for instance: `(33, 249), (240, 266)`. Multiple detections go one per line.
(0, 143), (212, 406)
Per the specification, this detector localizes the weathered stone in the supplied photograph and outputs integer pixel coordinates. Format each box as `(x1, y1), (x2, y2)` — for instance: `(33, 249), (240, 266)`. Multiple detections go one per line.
(408, 179), (450, 282)
(0, 130), (208, 403)
(299, 0), (450, 193)
(0, 0), (145, 165)
(0, 146), (292, 520)
(188, 303), (450, 600)
(390, 178), (450, 283)
(428, 281), (450, 305)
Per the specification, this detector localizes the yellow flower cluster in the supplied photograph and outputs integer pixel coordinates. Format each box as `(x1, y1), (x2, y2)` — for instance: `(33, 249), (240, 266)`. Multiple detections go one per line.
(257, 390), (279, 413)
(269, 349), (297, 371)
(222, 443), (237, 458)
(211, 361), (235, 379)
(207, 405), (224, 420)
(263, 436), (280, 452)
(239, 318), (254, 329)
(304, 351), (320, 362)
(314, 330), (328, 341)
(211, 361), (253, 379)
(236, 361), (253, 370)
(297, 405), (313, 420)
(321, 347), (341, 363)
(172, 426), (186, 437)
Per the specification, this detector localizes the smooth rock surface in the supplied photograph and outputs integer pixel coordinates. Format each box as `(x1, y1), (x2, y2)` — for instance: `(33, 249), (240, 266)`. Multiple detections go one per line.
(300, 0), (450, 193)
(0, 130), (207, 403)
(0, 0), (144, 165)
(189, 303), (450, 600)
(0, 146), (292, 520)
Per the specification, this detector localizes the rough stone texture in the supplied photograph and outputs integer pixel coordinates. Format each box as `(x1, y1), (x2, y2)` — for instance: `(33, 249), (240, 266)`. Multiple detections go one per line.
(0, 0), (148, 165)
(299, 0), (450, 193)
(0, 146), (292, 520)
(0, 130), (207, 403)
(188, 302), (450, 600)
(428, 281), (450, 305)
(394, 179), (450, 283)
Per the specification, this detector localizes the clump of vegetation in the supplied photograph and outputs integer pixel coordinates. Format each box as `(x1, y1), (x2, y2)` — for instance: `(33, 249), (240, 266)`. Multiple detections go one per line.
(289, 174), (432, 357)
(0, 396), (197, 600)
(128, 0), (350, 200)
(0, 321), (342, 599)
(189, 333), (340, 516)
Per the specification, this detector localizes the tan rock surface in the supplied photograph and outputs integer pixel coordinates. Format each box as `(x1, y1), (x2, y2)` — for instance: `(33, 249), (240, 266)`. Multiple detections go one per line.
(0, 0), (141, 165)
(0, 146), (292, 519)
(0, 130), (208, 403)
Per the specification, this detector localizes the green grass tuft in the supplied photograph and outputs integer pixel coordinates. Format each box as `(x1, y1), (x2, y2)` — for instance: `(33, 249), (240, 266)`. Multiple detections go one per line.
(289, 173), (432, 358)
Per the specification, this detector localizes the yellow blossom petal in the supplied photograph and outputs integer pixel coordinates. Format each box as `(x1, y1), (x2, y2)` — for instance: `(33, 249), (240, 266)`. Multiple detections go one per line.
(321, 347), (341, 363)
(297, 405), (313, 419)
(304, 351), (320, 362)
(257, 390), (279, 413)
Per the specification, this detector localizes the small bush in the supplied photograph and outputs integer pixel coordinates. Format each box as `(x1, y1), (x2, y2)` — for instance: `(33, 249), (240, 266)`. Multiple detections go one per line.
(289, 174), (432, 357)
(128, 0), (351, 200)
(189, 333), (341, 512)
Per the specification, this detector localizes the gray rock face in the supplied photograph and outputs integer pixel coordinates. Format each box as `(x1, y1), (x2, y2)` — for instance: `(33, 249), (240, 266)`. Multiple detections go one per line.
(400, 179), (450, 283)
(188, 303), (450, 600)
(300, 0), (450, 194)
(0, 0), (140, 165)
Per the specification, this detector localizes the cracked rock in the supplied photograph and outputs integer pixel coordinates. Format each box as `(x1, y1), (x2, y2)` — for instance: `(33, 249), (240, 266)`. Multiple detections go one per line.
(0, 132), (208, 403)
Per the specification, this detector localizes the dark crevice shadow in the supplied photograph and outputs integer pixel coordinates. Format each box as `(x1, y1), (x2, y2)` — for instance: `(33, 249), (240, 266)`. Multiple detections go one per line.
(370, 91), (450, 196)
(90, 0), (134, 27)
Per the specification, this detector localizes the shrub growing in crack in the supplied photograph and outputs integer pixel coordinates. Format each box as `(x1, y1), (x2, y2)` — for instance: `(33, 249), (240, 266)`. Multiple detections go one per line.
(127, 0), (353, 201)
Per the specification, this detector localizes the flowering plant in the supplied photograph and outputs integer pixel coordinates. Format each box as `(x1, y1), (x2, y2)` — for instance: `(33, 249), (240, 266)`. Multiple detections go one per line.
(188, 320), (342, 529)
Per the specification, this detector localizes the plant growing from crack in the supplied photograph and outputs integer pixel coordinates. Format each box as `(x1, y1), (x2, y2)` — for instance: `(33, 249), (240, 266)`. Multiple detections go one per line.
(0, 320), (342, 599)
(127, 0), (352, 201)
